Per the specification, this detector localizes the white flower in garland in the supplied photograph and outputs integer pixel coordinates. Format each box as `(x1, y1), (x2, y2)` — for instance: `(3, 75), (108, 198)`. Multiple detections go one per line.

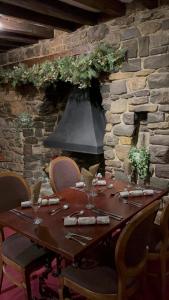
(128, 147), (150, 180)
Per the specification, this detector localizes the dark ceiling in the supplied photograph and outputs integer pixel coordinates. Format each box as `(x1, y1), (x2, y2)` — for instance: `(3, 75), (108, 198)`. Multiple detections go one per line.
(0, 0), (158, 52)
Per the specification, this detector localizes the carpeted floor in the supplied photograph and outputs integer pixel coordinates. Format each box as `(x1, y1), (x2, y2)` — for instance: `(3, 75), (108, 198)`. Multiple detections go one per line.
(0, 228), (168, 300)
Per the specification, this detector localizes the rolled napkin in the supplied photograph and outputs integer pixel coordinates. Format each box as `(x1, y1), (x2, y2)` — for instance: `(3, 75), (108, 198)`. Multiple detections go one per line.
(75, 182), (85, 188)
(64, 216), (110, 226)
(120, 189), (154, 198)
(64, 217), (77, 226)
(96, 216), (110, 224)
(94, 180), (106, 186)
(78, 216), (96, 225)
(21, 198), (60, 208)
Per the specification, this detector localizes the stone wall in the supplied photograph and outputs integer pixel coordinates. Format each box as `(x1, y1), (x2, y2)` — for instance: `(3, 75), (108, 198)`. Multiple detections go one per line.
(0, 2), (169, 187)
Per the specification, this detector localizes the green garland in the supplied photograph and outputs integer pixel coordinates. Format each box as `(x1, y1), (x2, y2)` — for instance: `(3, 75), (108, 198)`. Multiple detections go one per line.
(128, 147), (150, 180)
(0, 43), (126, 89)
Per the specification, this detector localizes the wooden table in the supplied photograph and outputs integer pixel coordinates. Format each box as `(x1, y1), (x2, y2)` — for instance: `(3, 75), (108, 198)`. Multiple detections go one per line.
(0, 180), (166, 262)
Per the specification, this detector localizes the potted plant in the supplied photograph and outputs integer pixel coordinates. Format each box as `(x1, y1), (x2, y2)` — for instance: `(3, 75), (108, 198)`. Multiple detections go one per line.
(128, 147), (150, 186)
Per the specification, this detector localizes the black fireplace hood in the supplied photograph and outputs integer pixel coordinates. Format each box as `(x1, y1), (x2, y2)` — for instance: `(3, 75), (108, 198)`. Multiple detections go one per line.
(44, 82), (106, 154)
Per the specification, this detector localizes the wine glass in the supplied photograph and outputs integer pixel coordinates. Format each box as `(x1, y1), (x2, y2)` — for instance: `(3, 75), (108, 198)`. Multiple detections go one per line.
(30, 197), (43, 224)
(83, 177), (95, 210)
(124, 159), (132, 190)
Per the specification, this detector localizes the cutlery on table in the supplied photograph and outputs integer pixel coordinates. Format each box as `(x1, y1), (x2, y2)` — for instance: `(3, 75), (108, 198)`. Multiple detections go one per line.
(92, 208), (123, 221)
(10, 209), (33, 222)
(65, 233), (87, 246)
(67, 232), (93, 240)
(121, 199), (143, 208)
(49, 204), (69, 216)
(68, 210), (84, 217)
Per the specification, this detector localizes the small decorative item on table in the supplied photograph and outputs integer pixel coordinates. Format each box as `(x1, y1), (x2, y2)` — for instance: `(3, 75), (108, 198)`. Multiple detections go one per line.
(30, 180), (43, 225)
(81, 168), (95, 209)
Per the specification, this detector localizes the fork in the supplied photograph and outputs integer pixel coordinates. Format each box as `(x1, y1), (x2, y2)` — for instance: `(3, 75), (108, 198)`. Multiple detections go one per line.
(122, 199), (143, 208)
(65, 233), (87, 246)
(67, 232), (93, 241)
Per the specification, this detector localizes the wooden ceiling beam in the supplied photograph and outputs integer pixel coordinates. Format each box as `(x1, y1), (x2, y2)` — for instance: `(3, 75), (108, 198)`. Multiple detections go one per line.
(0, 16), (54, 39)
(0, 0), (97, 25)
(0, 1), (78, 31)
(60, 0), (126, 17)
(0, 32), (38, 44)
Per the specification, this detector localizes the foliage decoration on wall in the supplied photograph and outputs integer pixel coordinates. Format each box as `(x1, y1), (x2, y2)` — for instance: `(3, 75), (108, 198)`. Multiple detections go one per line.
(0, 43), (126, 89)
(128, 147), (150, 180)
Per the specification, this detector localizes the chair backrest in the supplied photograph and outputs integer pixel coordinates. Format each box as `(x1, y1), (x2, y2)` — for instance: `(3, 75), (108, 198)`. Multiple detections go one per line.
(115, 201), (160, 279)
(0, 172), (30, 212)
(49, 156), (81, 192)
(159, 201), (169, 244)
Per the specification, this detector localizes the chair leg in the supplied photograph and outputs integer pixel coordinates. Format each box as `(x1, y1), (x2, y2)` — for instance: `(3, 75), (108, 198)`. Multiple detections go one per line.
(23, 270), (32, 300)
(0, 264), (3, 293)
(160, 259), (166, 300)
(58, 276), (64, 300)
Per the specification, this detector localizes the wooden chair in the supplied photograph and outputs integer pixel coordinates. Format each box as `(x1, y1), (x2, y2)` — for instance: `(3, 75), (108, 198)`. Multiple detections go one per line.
(0, 172), (54, 300)
(49, 156), (81, 193)
(147, 201), (169, 300)
(58, 201), (160, 300)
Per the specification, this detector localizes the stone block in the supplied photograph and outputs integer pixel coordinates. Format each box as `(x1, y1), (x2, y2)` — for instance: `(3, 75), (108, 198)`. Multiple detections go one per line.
(110, 114), (121, 125)
(134, 90), (150, 97)
(138, 36), (149, 57)
(148, 122), (169, 129)
(150, 145), (169, 163)
(127, 77), (146, 92)
(87, 24), (109, 42)
(150, 31), (169, 48)
(110, 80), (127, 95)
(23, 144), (32, 156)
(129, 104), (157, 112)
(121, 58), (141, 72)
(159, 105), (169, 112)
(154, 129), (169, 135)
(150, 89), (169, 104)
(100, 84), (110, 93)
(109, 72), (134, 81)
(113, 124), (135, 137)
(23, 129), (34, 137)
(162, 19), (169, 30)
(105, 111), (112, 122)
(35, 128), (43, 137)
(110, 98), (127, 113)
(121, 27), (140, 40)
(136, 70), (154, 77)
(144, 53), (169, 69)
(128, 97), (148, 105)
(150, 46), (168, 56)
(150, 177), (169, 189)
(148, 74), (169, 89)
(24, 137), (38, 144)
(155, 164), (169, 179)
(123, 112), (135, 125)
(115, 145), (131, 161)
(138, 21), (161, 35)
(148, 112), (164, 123)
(150, 135), (169, 146)
(104, 149), (115, 160)
(104, 133), (119, 146)
(105, 123), (112, 132)
(119, 137), (132, 145)
(122, 39), (138, 58)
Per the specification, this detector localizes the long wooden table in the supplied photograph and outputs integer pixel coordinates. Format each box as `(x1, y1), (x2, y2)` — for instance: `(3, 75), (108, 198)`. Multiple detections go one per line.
(0, 180), (166, 262)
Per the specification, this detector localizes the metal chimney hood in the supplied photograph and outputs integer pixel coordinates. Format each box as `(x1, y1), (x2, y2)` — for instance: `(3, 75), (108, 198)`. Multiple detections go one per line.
(44, 85), (105, 154)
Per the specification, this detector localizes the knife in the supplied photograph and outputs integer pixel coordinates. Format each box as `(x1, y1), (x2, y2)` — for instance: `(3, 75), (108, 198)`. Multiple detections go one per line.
(10, 209), (34, 220)
(92, 208), (123, 221)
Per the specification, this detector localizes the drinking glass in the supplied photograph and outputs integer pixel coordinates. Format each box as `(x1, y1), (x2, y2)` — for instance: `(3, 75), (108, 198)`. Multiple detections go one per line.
(31, 197), (43, 224)
(83, 178), (95, 210)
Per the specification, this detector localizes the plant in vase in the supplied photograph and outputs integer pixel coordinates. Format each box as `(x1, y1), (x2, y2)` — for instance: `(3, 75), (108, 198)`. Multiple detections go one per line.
(128, 147), (150, 187)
